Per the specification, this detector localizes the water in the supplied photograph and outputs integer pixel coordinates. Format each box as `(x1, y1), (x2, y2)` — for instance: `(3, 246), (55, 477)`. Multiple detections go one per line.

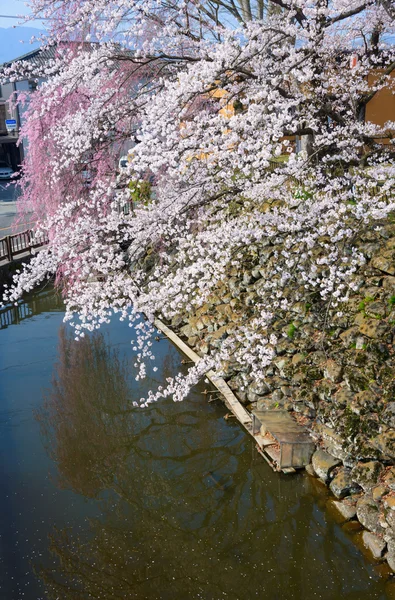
(0, 287), (394, 600)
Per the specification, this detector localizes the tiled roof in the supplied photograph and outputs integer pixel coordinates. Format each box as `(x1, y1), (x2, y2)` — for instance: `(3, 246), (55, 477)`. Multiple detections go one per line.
(2, 42), (101, 74)
(1, 42), (135, 80)
(2, 45), (58, 70)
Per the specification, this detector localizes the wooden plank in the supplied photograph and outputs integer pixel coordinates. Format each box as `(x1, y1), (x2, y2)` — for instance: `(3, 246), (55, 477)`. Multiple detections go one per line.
(252, 408), (314, 468)
(255, 433), (277, 448)
(153, 319), (311, 473)
(154, 318), (252, 427)
(281, 443), (293, 467)
(265, 445), (282, 469)
(207, 369), (252, 426)
(255, 444), (278, 471)
(253, 410), (310, 437)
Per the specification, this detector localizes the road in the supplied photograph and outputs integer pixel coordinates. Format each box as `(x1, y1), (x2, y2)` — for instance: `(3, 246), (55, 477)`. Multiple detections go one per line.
(0, 182), (33, 236)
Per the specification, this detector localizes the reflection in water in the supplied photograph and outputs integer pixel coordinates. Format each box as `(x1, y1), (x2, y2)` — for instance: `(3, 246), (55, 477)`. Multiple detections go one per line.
(38, 327), (137, 498)
(33, 328), (393, 600)
(0, 288), (63, 329)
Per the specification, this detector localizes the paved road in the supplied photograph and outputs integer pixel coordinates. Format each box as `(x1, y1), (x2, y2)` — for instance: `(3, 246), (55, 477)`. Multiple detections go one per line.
(0, 182), (33, 235)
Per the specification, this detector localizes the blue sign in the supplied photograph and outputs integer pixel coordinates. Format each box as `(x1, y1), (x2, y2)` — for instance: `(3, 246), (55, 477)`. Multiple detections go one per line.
(5, 119), (17, 133)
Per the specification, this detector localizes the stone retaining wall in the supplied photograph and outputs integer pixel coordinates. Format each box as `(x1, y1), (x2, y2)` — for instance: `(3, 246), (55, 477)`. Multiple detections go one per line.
(163, 218), (395, 570)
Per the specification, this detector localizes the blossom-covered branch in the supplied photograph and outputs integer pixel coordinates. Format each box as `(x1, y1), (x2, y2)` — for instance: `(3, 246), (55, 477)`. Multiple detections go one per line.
(1, 0), (394, 404)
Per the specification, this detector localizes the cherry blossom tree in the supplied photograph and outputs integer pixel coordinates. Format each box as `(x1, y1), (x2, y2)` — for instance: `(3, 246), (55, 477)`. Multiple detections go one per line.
(2, 0), (395, 405)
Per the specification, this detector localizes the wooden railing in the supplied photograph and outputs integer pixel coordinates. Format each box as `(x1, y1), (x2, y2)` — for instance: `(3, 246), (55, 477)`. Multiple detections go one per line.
(0, 200), (133, 265)
(0, 229), (49, 264)
(0, 288), (63, 329)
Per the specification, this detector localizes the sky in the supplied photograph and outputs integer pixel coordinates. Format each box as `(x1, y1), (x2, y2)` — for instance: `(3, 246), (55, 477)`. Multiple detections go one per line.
(0, 0), (46, 29)
(0, 0), (46, 62)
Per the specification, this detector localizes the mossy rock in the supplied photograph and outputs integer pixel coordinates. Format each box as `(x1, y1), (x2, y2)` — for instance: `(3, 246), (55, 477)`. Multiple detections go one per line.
(366, 341), (390, 362)
(356, 496), (385, 535)
(351, 461), (384, 491)
(329, 467), (362, 499)
(371, 431), (395, 460)
(350, 391), (380, 416)
(365, 301), (387, 319)
(344, 368), (370, 392)
(333, 388), (355, 409)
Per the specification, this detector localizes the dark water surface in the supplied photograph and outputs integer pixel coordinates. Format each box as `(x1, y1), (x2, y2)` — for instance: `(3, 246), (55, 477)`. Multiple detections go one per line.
(0, 287), (394, 600)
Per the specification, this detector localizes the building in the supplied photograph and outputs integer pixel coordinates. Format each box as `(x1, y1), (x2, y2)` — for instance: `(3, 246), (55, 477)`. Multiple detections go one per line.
(0, 45), (66, 170)
(0, 79), (23, 170)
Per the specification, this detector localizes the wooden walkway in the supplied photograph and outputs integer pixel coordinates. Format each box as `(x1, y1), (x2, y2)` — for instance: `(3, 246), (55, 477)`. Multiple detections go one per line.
(154, 318), (315, 473)
(0, 224), (315, 472)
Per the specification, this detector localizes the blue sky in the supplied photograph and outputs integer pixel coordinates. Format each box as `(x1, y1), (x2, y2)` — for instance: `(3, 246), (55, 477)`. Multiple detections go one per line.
(0, 0), (46, 30)
(0, 0), (46, 62)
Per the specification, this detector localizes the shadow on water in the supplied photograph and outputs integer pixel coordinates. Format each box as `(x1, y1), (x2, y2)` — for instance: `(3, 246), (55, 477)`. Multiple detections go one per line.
(1, 291), (395, 599)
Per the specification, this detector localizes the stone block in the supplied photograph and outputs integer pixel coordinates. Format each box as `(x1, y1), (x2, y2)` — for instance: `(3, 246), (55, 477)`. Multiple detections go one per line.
(371, 431), (395, 461)
(371, 253), (395, 275)
(372, 485), (389, 502)
(383, 467), (395, 491)
(365, 301), (386, 318)
(292, 353), (305, 366)
(180, 323), (195, 338)
(311, 449), (341, 483)
(248, 380), (270, 397)
(362, 531), (386, 559)
(333, 388), (355, 409)
(331, 500), (357, 521)
(339, 326), (360, 346)
(330, 468), (362, 499)
(351, 461), (384, 492)
(386, 551), (395, 572)
(359, 318), (389, 339)
(305, 463), (315, 477)
(383, 496), (395, 511)
(356, 496), (384, 535)
(323, 359), (343, 383)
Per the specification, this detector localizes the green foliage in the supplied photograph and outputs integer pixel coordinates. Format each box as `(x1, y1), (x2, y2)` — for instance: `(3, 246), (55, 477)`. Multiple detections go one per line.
(293, 187), (313, 201)
(388, 295), (395, 306)
(358, 296), (374, 312)
(129, 179), (152, 205)
(271, 154), (289, 164)
(287, 322), (297, 339)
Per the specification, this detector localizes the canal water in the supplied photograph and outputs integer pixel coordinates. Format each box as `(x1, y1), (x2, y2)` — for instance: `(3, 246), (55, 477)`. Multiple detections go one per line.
(0, 287), (395, 600)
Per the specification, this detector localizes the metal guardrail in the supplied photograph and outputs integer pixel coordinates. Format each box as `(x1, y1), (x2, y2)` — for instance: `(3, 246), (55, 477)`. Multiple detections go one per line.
(0, 229), (49, 263)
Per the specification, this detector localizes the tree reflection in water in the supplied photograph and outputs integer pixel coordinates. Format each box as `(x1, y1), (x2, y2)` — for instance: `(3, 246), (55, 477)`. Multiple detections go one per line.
(36, 327), (249, 599)
(34, 327), (390, 600)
